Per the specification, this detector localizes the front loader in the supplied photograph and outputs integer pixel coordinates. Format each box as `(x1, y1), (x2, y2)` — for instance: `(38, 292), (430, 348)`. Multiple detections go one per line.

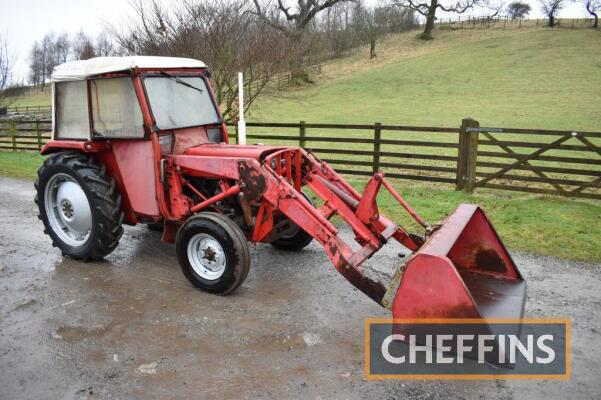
(36, 56), (526, 326)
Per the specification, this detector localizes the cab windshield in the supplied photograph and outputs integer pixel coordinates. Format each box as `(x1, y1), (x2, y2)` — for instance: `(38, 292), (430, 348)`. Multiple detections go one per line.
(144, 74), (220, 130)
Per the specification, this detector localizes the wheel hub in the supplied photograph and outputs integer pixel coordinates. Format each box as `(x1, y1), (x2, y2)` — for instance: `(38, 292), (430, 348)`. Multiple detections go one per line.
(187, 233), (226, 280)
(44, 173), (92, 247)
(61, 200), (74, 219)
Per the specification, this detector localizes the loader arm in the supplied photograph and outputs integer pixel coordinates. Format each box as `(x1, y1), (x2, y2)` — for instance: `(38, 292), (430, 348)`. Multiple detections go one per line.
(171, 146), (526, 320)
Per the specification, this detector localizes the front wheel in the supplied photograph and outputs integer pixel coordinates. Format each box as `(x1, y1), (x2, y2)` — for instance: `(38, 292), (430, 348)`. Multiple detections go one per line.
(176, 212), (250, 295)
(35, 152), (124, 260)
(270, 192), (314, 251)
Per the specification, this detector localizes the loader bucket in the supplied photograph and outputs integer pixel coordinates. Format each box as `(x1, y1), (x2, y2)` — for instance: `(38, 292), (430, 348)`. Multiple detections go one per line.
(391, 204), (526, 322)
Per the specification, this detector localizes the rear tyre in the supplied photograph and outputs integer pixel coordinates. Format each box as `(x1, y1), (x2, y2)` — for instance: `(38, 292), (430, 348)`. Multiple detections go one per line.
(270, 193), (314, 251)
(35, 151), (124, 261)
(176, 212), (250, 295)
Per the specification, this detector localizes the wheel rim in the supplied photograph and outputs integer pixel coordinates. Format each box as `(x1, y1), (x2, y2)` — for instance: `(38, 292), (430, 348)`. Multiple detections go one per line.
(277, 220), (300, 240)
(187, 233), (226, 280)
(44, 173), (92, 247)
(277, 193), (311, 240)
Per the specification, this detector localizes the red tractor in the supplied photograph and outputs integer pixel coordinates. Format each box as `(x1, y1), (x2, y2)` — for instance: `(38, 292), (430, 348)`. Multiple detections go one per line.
(36, 56), (526, 322)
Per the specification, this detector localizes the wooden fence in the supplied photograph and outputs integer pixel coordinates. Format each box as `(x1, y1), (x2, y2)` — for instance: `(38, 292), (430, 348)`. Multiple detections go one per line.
(231, 120), (601, 200)
(434, 16), (599, 30)
(2, 105), (52, 114)
(270, 64), (322, 90)
(0, 119), (52, 151)
(1, 118), (600, 200)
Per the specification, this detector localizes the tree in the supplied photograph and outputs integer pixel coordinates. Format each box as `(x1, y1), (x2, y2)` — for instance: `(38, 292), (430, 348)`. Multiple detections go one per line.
(0, 35), (18, 109)
(29, 42), (42, 88)
(73, 31), (96, 60)
(95, 32), (115, 57)
(322, 2), (357, 59)
(373, 4), (417, 34)
(53, 32), (71, 64)
(394, 0), (479, 40)
(353, 1), (381, 59)
(506, 1), (531, 18)
(111, 0), (290, 120)
(252, 0), (354, 78)
(27, 33), (57, 90)
(584, 0), (600, 28)
(539, 0), (567, 27)
(37, 33), (55, 89)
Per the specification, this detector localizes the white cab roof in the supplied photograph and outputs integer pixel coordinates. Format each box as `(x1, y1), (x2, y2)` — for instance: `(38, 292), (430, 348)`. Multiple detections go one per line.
(51, 56), (206, 82)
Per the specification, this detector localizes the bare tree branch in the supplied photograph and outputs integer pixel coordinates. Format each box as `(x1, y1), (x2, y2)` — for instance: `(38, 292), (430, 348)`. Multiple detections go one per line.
(394, 0), (480, 39)
(111, 0), (290, 121)
(585, 0), (600, 28)
(0, 34), (24, 109)
(252, 0), (354, 75)
(539, 0), (567, 27)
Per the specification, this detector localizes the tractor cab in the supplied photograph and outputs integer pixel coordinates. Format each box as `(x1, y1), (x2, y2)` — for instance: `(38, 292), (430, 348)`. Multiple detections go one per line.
(50, 56), (227, 155)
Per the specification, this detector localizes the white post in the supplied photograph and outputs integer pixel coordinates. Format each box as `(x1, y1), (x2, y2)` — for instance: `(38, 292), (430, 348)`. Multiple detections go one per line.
(237, 72), (246, 145)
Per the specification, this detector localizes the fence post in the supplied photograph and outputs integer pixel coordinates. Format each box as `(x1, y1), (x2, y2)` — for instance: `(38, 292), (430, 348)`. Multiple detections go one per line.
(456, 118), (479, 192)
(456, 120), (468, 190)
(373, 122), (381, 173)
(10, 120), (17, 151)
(299, 120), (306, 148)
(36, 120), (42, 150)
(465, 119), (480, 193)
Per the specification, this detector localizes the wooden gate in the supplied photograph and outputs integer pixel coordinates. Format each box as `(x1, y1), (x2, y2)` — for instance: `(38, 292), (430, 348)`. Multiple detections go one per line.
(457, 120), (601, 200)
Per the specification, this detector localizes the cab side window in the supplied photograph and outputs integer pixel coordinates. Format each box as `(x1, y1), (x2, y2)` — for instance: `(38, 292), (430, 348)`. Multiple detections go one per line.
(54, 81), (89, 139)
(90, 77), (144, 138)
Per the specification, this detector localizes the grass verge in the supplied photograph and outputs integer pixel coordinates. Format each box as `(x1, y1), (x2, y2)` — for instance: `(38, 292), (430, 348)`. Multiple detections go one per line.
(347, 178), (601, 263)
(0, 151), (44, 180)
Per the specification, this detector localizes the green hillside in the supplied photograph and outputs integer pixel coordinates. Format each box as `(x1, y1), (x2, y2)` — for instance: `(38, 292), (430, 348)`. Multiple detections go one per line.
(10, 87), (51, 107)
(251, 27), (601, 131)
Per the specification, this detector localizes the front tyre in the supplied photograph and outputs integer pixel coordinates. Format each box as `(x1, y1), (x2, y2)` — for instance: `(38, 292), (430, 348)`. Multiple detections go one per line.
(35, 152), (124, 260)
(270, 192), (314, 251)
(176, 212), (250, 295)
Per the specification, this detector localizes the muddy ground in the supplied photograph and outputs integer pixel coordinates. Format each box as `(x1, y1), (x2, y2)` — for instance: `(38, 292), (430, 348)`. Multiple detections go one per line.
(1, 176), (600, 400)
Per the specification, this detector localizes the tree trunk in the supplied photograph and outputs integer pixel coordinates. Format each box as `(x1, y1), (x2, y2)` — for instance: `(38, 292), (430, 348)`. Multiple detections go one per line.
(420, 1), (438, 40)
(591, 12), (598, 29)
(548, 15), (555, 28)
(369, 38), (376, 59)
(290, 31), (304, 76)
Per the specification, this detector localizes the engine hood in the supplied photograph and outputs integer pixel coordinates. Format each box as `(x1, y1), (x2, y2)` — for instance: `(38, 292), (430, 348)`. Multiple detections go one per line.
(184, 143), (290, 161)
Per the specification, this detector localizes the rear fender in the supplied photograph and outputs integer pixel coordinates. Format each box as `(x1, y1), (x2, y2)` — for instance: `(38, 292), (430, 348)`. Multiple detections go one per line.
(40, 140), (110, 155)
(40, 139), (159, 225)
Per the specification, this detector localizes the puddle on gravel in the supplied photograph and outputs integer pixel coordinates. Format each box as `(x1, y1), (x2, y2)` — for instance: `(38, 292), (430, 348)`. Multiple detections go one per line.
(53, 324), (108, 342)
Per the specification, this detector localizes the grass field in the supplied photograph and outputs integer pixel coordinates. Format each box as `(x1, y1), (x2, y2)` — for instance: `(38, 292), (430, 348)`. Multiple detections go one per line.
(0, 151), (42, 180)
(251, 27), (601, 130)
(10, 87), (51, 108)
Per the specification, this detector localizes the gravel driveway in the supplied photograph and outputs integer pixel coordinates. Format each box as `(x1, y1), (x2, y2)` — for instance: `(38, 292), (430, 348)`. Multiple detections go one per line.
(1, 176), (600, 400)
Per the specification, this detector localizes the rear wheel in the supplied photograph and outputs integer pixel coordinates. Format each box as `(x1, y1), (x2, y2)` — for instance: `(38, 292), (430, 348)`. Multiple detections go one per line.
(270, 192), (314, 251)
(176, 212), (250, 295)
(35, 151), (124, 260)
